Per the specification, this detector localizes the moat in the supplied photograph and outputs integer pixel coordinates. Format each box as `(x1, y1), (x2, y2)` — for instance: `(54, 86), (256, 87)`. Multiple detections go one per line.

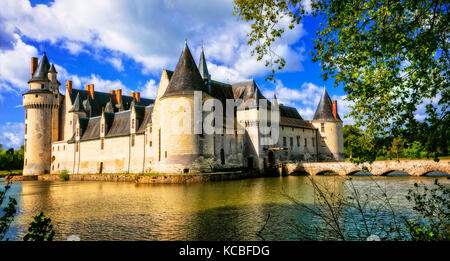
(2, 175), (449, 241)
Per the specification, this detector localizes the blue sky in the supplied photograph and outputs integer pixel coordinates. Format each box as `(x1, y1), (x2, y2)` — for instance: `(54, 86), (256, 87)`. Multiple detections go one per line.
(0, 0), (352, 149)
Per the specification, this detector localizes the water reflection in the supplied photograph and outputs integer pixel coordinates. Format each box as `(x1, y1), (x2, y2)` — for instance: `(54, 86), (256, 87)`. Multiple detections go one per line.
(3, 176), (448, 241)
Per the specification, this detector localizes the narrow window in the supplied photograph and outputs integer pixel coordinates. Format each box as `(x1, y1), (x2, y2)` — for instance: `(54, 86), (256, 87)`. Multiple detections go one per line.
(165, 151), (167, 158)
(131, 134), (135, 147)
(25, 159), (27, 166)
(150, 141), (152, 147)
(101, 138), (104, 150)
(283, 137), (287, 147)
(76, 143), (79, 152)
(41, 84), (44, 89)
(76, 128), (79, 136)
(297, 136), (300, 146)
(101, 124), (104, 133)
(220, 149), (225, 165)
(63, 145), (65, 151)
(58, 146), (60, 151)
(24, 139), (27, 152)
(25, 109), (27, 120)
(304, 138), (307, 147)
(321, 123), (325, 132)
(312, 138), (315, 147)
(25, 124), (27, 135)
(290, 137), (293, 147)
(132, 119), (135, 129)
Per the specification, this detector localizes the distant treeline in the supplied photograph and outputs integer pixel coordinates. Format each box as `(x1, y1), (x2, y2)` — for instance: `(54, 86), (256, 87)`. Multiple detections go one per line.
(344, 124), (449, 162)
(0, 145), (24, 171)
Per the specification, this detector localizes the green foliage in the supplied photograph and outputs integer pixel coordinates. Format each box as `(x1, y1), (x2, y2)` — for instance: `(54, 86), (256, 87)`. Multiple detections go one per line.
(23, 212), (55, 241)
(404, 141), (424, 159)
(404, 180), (449, 241)
(0, 181), (17, 240)
(0, 147), (24, 171)
(233, 0), (449, 160)
(59, 169), (69, 181)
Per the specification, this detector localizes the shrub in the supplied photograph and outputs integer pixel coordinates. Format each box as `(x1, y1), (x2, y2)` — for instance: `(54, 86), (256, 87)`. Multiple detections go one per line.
(59, 169), (69, 181)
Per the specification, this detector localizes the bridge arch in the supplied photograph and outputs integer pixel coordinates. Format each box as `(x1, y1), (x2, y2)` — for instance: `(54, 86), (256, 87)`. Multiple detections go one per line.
(381, 170), (411, 176)
(316, 170), (340, 176)
(347, 170), (373, 176)
(420, 170), (449, 177)
(290, 170), (311, 176)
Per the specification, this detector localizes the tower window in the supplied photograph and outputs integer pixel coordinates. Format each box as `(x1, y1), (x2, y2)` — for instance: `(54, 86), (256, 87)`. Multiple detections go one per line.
(321, 123), (325, 132)
(150, 141), (152, 147)
(304, 138), (307, 147)
(25, 109), (27, 119)
(25, 124), (27, 134)
(283, 137), (286, 147)
(132, 119), (135, 129)
(131, 134), (135, 147)
(165, 151), (167, 158)
(101, 138), (104, 150)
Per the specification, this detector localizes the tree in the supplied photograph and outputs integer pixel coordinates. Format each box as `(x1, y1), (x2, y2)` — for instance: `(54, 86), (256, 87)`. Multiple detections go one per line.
(387, 137), (406, 160)
(233, 0), (449, 159)
(23, 212), (55, 241)
(0, 181), (17, 240)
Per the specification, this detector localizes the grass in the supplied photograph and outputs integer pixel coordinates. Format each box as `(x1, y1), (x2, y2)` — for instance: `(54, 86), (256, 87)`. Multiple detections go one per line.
(0, 170), (22, 177)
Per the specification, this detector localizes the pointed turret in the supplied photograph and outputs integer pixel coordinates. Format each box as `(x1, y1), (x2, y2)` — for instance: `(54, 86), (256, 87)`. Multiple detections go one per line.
(29, 52), (50, 82)
(313, 88), (340, 121)
(49, 63), (57, 73)
(198, 45), (210, 81)
(161, 41), (205, 98)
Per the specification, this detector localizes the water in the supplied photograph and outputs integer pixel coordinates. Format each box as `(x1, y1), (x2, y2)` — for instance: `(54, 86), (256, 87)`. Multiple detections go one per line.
(1, 175), (449, 241)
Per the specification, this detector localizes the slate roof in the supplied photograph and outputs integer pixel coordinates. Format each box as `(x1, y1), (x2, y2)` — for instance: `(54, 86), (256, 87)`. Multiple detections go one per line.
(137, 106), (154, 134)
(29, 52), (50, 83)
(68, 88), (154, 117)
(312, 88), (342, 121)
(162, 43), (205, 98)
(81, 116), (101, 140)
(106, 111), (131, 137)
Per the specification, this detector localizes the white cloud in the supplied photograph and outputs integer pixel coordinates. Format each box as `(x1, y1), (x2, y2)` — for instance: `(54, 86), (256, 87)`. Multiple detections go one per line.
(0, 0), (306, 79)
(138, 79), (159, 99)
(0, 122), (24, 150)
(106, 57), (124, 72)
(0, 34), (38, 94)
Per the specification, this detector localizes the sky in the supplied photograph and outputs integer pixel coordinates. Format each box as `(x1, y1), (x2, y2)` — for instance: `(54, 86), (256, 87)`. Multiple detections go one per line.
(0, 0), (354, 150)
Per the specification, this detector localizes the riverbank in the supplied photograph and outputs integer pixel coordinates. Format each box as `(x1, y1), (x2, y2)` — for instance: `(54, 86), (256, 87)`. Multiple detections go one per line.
(7, 170), (263, 184)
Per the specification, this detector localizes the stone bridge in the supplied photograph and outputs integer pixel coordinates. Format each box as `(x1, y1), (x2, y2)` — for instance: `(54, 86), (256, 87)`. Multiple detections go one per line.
(283, 159), (450, 176)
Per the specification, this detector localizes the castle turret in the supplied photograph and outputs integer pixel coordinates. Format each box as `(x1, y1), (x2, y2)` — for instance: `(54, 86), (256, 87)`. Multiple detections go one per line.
(157, 41), (206, 172)
(311, 88), (344, 161)
(23, 53), (61, 175)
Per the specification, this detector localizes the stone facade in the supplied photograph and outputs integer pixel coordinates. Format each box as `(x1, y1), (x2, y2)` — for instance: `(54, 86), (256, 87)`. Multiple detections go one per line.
(23, 44), (344, 176)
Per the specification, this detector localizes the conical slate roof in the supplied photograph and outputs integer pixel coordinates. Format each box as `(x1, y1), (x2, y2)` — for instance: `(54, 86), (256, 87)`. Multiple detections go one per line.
(30, 52), (50, 82)
(198, 46), (209, 80)
(313, 88), (341, 121)
(161, 42), (205, 98)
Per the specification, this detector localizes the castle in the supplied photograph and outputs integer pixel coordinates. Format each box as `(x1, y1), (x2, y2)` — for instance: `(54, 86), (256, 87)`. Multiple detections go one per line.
(22, 42), (344, 176)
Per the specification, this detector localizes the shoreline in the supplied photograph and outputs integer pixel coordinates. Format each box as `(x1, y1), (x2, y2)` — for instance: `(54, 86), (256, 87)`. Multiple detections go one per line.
(7, 171), (265, 184)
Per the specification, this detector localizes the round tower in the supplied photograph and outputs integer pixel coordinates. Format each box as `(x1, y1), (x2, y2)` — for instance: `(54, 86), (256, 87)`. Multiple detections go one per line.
(23, 53), (61, 175)
(311, 88), (344, 161)
(156, 42), (206, 172)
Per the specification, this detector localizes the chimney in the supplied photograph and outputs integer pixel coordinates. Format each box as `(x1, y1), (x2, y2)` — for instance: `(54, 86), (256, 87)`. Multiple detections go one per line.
(130, 92), (135, 99)
(89, 84), (95, 99)
(109, 90), (116, 95)
(332, 100), (338, 119)
(135, 92), (141, 102)
(85, 84), (90, 91)
(116, 89), (122, 104)
(279, 103), (284, 106)
(66, 81), (72, 94)
(31, 57), (38, 75)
